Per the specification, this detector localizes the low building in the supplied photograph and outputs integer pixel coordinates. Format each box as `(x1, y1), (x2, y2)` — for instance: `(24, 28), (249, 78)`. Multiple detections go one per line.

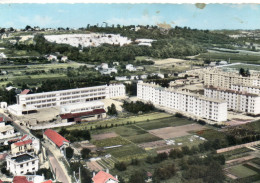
(0, 124), (19, 140)
(11, 135), (40, 155)
(115, 76), (128, 81)
(92, 170), (119, 183)
(13, 175), (50, 183)
(43, 129), (70, 154)
(6, 153), (39, 175)
(126, 64), (136, 71)
(61, 56), (68, 62)
(219, 60), (228, 65)
(8, 84), (125, 116)
(47, 55), (58, 62)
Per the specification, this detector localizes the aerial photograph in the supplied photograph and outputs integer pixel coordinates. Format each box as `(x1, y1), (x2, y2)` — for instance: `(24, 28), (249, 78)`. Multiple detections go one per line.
(0, 2), (260, 183)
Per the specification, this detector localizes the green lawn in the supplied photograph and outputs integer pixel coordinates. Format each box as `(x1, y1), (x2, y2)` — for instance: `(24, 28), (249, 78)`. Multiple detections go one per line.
(220, 147), (253, 161)
(229, 164), (258, 178)
(92, 136), (130, 148)
(126, 133), (162, 144)
(105, 144), (147, 161)
(197, 52), (260, 64)
(195, 129), (227, 141)
(225, 63), (260, 71)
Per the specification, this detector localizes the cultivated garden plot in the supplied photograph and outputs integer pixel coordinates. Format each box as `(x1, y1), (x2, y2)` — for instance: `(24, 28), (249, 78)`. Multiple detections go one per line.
(148, 123), (206, 139)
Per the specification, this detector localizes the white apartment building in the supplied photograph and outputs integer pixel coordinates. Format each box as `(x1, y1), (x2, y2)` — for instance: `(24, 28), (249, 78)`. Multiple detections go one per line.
(8, 84), (125, 115)
(204, 86), (260, 115)
(137, 82), (227, 122)
(231, 84), (260, 94)
(203, 68), (260, 89)
(6, 153), (39, 175)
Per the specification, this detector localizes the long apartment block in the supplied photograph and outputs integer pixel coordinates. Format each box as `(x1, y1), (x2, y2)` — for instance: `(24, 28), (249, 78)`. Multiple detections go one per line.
(204, 86), (260, 115)
(137, 81), (227, 122)
(203, 68), (260, 89)
(16, 84), (125, 109)
(231, 84), (260, 94)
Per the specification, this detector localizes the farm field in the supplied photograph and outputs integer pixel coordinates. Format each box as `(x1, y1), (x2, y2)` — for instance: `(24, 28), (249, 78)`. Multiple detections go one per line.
(197, 51), (260, 64)
(228, 164), (258, 178)
(222, 63), (260, 71)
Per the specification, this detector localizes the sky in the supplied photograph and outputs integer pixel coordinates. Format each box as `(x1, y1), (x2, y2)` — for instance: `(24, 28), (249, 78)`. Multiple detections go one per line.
(0, 3), (260, 30)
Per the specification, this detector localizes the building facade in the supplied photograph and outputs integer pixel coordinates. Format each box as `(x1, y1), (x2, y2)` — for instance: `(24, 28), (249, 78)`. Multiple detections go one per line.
(8, 84), (125, 115)
(137, 82), (227, 122)
(231, 84), (260, 94)
(204, 86), (260, 115)
(203, 68), (260, 89)
(6, 153), (39, 175)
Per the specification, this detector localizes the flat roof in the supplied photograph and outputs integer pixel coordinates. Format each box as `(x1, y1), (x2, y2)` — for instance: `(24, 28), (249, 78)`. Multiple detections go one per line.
(7, 104), (37, 112)
(11, 154), (35, 163)
(61, 101), (104, 111)
(18, 85), (107, 97)
(0, 125), (14, 133)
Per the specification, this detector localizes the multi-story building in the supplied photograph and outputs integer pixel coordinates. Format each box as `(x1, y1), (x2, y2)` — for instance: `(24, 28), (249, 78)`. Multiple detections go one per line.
(0, 123), (20, 140)
(231, 84), (260, 94)
(203, 68), (260, 89)
(137, 81), (227, 122)
(204, 86), (260, 115)
(8, 84), (125, 116)
(6, 153), (39, 175)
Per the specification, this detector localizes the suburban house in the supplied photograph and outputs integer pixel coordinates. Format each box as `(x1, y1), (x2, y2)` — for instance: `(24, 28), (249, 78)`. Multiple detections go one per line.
(11, 135), (40, 155)
(126, 64), (136, 71)
(47, 55), (58, 62)
(92, 170), (119, 183)
(43, 129), (70, 154)
(0, 123), (19, 140)
(61, 56), (68, 62)
(6, 153), (39, 175)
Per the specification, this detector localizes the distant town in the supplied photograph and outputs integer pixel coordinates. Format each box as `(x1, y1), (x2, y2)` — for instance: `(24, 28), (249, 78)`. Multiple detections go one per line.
(0, 23), (259, 183)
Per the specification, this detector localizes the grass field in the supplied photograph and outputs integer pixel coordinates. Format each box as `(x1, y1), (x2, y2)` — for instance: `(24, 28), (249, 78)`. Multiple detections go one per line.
(228, 164), (258, 178)
(136, 116), (193, 130)
(224, 63), (260, 71)
(195, 129), (227, 141)
(197, 52), (260, 64)
(126, 133), (162, 144)
(92, 136), (130, 147)
(64, 112), (173, 131)
(220, 147), (253, 161)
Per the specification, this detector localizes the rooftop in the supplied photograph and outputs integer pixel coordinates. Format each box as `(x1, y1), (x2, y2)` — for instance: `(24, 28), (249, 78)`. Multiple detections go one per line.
(44, 129), (69, 148)
(205, 85), (260, 97)
(60, 108), (106, 119)
(13, 176), (33, 183)
(14, 139), (32, 147)
(11, 153), (36, 163)
(92, 171), (118, 183)
(20, 89), (30, 95)
(0, 125), (14, 133)
(61, 101), (104, 113)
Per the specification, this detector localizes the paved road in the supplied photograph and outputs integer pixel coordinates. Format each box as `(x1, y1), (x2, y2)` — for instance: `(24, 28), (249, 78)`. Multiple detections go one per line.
(47, 149), (70, 183)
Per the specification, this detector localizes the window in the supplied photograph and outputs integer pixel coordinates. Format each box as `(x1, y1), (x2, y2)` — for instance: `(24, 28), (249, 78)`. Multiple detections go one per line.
(20, 164), (23, 168)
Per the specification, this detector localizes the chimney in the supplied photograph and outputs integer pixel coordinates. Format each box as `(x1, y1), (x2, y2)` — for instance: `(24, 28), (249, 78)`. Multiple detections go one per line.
(115, 175), (118, 180)
(93, 172), (96, 178)
(106, 169), (109, 174)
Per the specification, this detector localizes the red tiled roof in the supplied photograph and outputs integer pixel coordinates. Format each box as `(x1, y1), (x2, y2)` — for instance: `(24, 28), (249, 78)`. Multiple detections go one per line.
(41, 180), (52, 183)
(20, 89), (30, 95)
(8, 138), (20, 143)
(20, 135), (28, 141)
(92, 171), (118, 183)
(0, 179), (3, 183)
(13, 176), (33, 183)
(14, 139), (32, 147)
(44, 129), (69, 148)
(60, 109), (106, 119)
(0, 117), (3, 122)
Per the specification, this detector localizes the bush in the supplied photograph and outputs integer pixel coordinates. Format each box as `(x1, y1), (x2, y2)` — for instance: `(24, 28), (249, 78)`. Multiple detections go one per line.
(65, 147), (74, 160)
(115, 162), (127, 171)
(81, 148), (91, 159)
(175, 112), (184, 118)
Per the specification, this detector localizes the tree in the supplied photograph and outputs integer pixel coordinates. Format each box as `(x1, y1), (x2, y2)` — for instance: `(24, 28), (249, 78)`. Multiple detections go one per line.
(65, 147), (74, 160)
(114, 162), (127, 171)
(81, 148), (91, 159)
(107, 103), (117, 116)
(128, 170), (146, 183)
